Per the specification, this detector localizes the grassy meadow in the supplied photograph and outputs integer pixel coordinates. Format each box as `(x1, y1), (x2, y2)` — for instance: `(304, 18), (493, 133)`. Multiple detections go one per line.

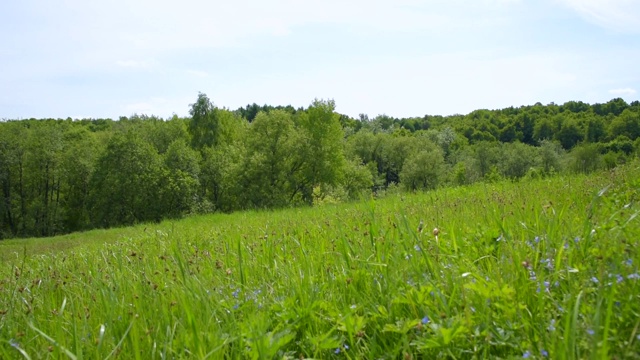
(1, 163), (640, 359)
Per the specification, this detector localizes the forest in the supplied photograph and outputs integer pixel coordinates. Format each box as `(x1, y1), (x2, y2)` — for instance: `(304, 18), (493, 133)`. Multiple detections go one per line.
(1, 95), (639, 239)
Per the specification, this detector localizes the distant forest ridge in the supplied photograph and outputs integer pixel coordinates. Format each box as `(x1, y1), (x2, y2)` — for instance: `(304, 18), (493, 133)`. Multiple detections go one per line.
(1, 95), (639, 239)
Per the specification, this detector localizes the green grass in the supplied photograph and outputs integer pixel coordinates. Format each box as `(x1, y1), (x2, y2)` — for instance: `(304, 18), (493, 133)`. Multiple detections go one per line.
(1, 162), (640, 359)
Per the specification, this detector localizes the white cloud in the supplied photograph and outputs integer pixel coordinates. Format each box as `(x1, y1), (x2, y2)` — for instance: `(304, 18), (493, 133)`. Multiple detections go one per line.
(115, 60), (150, 68)
(557, 0), (640, 33)
(186, 70), (209, 77)
(609, 88), (637, 95)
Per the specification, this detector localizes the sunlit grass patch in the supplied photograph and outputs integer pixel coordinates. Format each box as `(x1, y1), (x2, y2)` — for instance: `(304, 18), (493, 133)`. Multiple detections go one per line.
(1, 162), (639, 358)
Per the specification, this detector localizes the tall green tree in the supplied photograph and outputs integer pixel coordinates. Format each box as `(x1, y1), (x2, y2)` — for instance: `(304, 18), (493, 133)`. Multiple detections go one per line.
(295, 99), (346, 204)
(89, 132), (166, 227)
(189, 93), (221, 149)
(163, 139), (201, 217)
(240, 110), (300, 208)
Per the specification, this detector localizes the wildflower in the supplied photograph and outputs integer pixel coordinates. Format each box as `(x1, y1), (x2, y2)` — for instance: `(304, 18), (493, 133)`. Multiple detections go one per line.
(534, 236), (540, 243)
(544, 281), (550, 290)
(587, 329), (595, 336)
(344, 344), (349, 350)
(9, 339), (19, 348)
(335, 348), (341, 354)
(529, 271), (537, 281)
(616, 274), (624, 283)
(574, 236), (580, 243)
(591, 277), (599, 284)
(421, 316), (430, 324)
(350, 304), (357, 309)
(541, 349), (549, 357)
(523, 350), (531, 358)
(414, 244), (421, 251)
(232, 289), (239, 298)
(628, 273), (640, 280)
(564, 242), (569, 249)
(625, 259), (633, 266)
(548, 319), (556, 331)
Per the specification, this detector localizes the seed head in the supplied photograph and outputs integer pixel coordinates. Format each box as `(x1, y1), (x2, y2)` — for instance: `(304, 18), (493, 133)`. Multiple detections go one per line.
(433, 228), (440, 236)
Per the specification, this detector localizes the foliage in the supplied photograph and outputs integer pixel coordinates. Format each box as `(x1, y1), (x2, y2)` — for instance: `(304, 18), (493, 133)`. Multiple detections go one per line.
(1, 96), (639, 239)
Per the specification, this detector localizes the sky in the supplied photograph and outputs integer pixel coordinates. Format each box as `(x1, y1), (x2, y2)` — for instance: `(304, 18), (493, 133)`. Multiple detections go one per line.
(1, 0), (639, 120)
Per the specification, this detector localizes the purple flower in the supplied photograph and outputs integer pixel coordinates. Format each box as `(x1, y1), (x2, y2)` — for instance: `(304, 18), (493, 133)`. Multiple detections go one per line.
(541, 349), (549, 357)
(548, 319), (556, 331)
(591, 277), (599, 284)
(625, 259), (633, 266)
(344, 344), (349, 350)
(9, 339), (19, 349)
(587, 329), (595, 336)
(414, 245), (421, 251)
(232, 289), (239, 298)
(422, 316), (430, 324)
(335, 348), (340, 354)
(523, 350), (531, 358)
(628, 273), (640, 280)
(616, 274), (624, 283)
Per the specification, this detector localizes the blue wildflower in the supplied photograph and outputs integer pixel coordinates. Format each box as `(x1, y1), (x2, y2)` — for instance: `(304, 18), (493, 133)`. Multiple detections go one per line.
(591, 277), (599, 284)
(616, 274), (624, 283)
(548, 319), (556, 331)
(523, 350), (531, 358)
(422, 316), (430, 324)
(574, 236), (580, 243)
(541, 349), (549, 357)
(344, 344), (349, 350)
(335, 348), (340, 354)
(9, 339), (19, 349)
(628, 273), (640, 280)
(625, 259), (633, 266)
(587, 329), (595, 336)
(534, 236), (540, 243)
(414, 244), (421, 251)
(232, 289), (239, 298)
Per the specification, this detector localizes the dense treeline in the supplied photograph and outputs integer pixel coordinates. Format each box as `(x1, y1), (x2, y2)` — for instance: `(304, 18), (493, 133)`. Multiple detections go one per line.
(1, 95), (639, 239)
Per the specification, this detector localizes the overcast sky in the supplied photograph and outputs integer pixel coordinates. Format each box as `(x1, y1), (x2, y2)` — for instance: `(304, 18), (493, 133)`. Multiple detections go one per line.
(1, 0), (639, 119)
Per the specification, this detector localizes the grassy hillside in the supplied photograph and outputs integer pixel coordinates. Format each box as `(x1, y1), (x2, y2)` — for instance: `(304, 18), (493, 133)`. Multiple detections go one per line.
(1, 163), (639, 359)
